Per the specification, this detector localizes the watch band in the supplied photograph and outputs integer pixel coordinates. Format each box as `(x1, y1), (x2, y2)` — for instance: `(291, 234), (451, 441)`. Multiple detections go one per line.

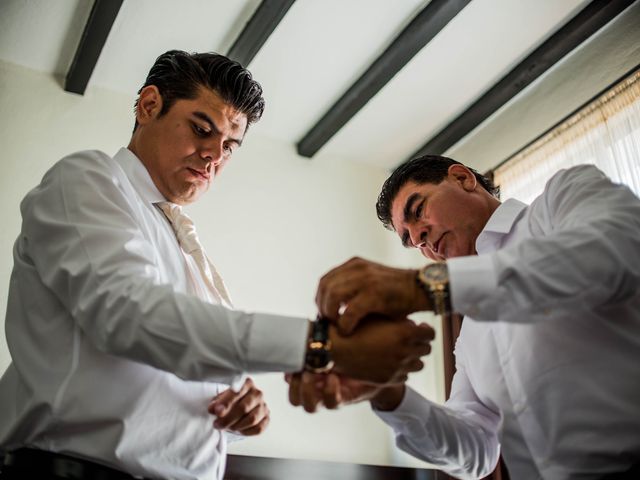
(430, 285), (449, 317)
(416, 262), (452, 316)
(304, 316), (334, 373)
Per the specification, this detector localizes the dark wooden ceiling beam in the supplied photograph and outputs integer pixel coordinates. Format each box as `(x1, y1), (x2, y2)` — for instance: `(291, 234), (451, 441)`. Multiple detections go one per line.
(297, 0), (472, 158)
(408, 0), (635, 162)
(65, 0), (124, 95)
(226, 0), (296, 67)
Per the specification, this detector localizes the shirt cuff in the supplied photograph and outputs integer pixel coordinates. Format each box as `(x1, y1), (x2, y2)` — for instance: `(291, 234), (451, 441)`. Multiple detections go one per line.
(373, 386), (434, 429)
(247, 313), (308, 372)
(447, 254), (497, 319)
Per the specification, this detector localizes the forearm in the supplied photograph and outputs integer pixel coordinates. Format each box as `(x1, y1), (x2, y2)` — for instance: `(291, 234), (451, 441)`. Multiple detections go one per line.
(370, 384), (405, 411)
(56, 264), (307, 381)
(374, 386), (499, 480)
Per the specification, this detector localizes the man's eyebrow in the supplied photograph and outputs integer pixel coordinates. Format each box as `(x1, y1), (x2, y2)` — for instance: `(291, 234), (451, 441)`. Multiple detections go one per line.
(192, 111), (243, 146)
(193, 111), (214, 128)
(403, 193), (421, 223)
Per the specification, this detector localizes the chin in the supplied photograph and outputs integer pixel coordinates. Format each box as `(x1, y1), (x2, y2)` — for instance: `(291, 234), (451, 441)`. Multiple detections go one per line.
(443, 248), (463, 259)
(175, 186), (205, 205)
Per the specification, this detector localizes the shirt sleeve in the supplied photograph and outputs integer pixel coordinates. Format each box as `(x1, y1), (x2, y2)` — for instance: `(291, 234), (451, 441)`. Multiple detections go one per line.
(448, 165), (640, 323)
(373, 362), (500, 479)
(18, 152), (307, 383)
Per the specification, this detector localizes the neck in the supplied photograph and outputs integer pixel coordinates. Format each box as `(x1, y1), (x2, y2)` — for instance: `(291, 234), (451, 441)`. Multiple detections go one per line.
(479, 191), (502, 231)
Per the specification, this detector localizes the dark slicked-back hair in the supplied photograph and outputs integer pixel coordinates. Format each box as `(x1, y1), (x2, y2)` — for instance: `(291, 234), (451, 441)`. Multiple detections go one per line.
(134, 50), (265, 130)
(376, 155), (499, 230)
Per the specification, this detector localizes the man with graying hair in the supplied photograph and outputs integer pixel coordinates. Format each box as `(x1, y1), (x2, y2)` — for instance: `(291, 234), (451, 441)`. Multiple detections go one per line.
(292, 155), (640, 479)
(0, 50), (435, 480)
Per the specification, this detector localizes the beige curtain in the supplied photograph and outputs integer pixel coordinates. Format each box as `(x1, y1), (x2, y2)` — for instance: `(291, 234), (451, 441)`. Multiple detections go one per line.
(495, 69), (640, 203)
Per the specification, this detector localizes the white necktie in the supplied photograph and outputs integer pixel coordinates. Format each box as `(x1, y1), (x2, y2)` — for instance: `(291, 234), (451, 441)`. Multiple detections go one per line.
(157, 202), (232, 308)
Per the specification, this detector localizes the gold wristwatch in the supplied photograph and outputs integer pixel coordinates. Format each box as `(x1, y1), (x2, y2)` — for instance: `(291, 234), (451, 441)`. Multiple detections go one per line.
(416, 262), (451, 316)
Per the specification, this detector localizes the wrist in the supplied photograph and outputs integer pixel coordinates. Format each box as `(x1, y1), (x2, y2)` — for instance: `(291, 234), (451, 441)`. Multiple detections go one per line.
(370, 384), (406, 411)
(327, 324), (346, 374)
(304, 316), (334, 373)
(415, 262), (451, 315)
(408, 269), (432, 312)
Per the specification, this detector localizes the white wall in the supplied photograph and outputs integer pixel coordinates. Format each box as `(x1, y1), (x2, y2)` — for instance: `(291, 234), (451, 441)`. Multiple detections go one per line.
(0, 61), (135, 368)
(0, 60), (442, 467)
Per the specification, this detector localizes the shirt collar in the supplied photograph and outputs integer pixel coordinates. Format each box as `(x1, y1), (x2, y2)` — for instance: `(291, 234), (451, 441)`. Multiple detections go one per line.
(114, 147), (166, 205)
(476, 198), (527, 254)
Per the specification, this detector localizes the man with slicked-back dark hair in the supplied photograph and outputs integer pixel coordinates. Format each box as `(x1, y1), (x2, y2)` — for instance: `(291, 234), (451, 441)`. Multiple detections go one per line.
(0, 51), (435, 480)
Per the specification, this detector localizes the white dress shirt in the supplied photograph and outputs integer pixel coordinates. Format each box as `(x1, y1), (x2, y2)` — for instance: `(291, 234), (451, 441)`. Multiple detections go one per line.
(376, 165), (640, 479)
(0, 148), (308, 479)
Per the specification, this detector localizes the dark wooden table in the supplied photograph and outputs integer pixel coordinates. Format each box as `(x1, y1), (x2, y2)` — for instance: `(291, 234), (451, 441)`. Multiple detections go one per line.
(224, 454), (448, 480)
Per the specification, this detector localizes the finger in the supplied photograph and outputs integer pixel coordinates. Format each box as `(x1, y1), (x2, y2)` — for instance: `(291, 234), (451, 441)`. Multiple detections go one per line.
(227, 402), (269, 433)
(315, 276), (327, 316)
(208, 387), (237, 412)
(236, 414), (270, 437)
(288, 374), (302, 407)
(404, 340), (432, 361)
(316, 270), (342, 319)
(414, 342), (432, 357)
(214, 387), (263, 429)
(408, 323), (436, 345)
(322, 373), (342, 409)
(208, 378), (252, 417)
(300, 372), (322, 413)
(417, 323), (436, 340)
(315, 258), (363, 309)
(320, 281), (357, 323)
(337, 296), (372, 335)
(406, 358), (424, 373)
(318, 259), (367, 321)
(389, 372), (410, 384)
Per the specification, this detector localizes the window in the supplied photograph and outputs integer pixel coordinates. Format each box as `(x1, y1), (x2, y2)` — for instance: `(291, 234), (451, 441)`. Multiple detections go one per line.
(495, 69), (640, 203)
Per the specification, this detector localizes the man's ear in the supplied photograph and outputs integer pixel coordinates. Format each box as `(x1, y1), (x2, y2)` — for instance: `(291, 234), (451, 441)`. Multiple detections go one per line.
(135, 85), (163, 126)
(448, 164), (477, 192)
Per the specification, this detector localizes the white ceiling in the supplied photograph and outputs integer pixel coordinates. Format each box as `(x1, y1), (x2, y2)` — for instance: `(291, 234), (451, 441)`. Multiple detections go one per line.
(1, 0), (637, 171)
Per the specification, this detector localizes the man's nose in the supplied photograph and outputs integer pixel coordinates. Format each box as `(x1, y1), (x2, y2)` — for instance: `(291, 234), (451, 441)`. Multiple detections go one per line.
(409, 228), (428, 249)
(201, 139), (224, 165)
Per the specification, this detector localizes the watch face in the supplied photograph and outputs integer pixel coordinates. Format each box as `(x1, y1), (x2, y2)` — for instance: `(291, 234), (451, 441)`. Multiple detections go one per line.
(423, 263), (448, 284)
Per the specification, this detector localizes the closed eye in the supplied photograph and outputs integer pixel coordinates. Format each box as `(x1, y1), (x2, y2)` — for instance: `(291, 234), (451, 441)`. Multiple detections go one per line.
(192, 123), (211, 137)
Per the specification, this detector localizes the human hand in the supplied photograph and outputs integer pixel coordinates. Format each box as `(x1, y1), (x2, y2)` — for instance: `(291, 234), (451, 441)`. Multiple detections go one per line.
(330, 316), (435, 384)
(208, 378), (270, 436)
(285, 373), (406, 413)
(285, 372), (383, 413)
(316, 257), (431, 334)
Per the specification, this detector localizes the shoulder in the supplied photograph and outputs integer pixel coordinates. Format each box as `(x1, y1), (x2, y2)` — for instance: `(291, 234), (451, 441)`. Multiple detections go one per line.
(544, 164), (608, 194)
(40, 149), (128, 188)
(533, 164), (611, 211)
(52, 149), (116, 175)
(22, 150), (126, 210)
